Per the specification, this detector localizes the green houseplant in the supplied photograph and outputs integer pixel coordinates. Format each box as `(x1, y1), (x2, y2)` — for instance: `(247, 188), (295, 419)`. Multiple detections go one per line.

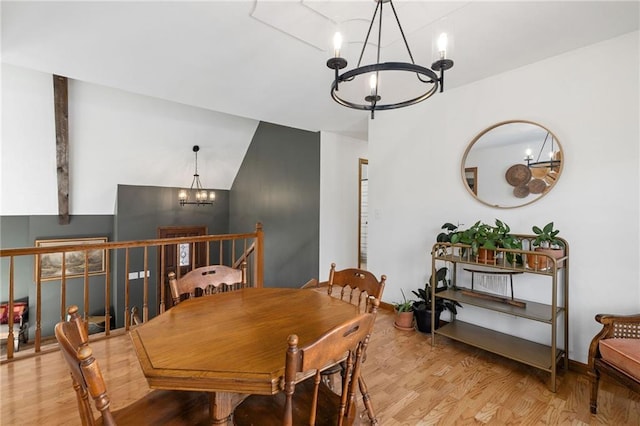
(412, 267), (462, 332)
(528, 222), (565, 270)
(449, 219), (521, 264)
(393, 289), (415, 330)
(437, 222), (459, 243)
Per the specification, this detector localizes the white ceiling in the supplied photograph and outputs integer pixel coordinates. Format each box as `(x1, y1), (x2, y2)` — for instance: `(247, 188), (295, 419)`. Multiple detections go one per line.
(2, 1), (638, 140)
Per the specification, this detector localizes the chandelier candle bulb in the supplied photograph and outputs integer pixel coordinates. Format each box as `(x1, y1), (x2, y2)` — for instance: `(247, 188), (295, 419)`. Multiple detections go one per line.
(333, 32), (342, 57)
(369, 74), (377, 96)
(437, 33), (448, 59)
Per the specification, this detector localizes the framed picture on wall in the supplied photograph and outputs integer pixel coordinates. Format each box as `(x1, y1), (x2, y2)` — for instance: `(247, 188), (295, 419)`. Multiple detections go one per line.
(465, 167), (478, 195)
(35, 237), (108, 281)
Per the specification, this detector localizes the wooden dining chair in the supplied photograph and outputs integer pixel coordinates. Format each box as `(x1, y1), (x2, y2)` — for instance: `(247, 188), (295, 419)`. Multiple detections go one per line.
(168, 262), (247, 306)
(55, 305), (211, 426)
(326, 263), (386, 313)
(232, 299), (379, 426)
(322, 263), (386, 424)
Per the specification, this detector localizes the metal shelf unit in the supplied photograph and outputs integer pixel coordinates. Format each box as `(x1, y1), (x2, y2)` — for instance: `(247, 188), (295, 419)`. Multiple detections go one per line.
(431, 236), (569, 392)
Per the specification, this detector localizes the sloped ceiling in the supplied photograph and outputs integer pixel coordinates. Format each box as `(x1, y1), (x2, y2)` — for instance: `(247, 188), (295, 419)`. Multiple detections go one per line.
(2, 1), (638, 142)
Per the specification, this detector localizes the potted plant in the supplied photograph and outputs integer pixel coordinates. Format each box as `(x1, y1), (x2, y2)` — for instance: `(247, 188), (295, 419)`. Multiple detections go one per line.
(528, 222), (565, 270)
(450, 219), (520, 264)
(437, 222), (459, 243)
(412, 267), (462, 332)
(435, 222), (458, 256)
(393, 289), (415, 331)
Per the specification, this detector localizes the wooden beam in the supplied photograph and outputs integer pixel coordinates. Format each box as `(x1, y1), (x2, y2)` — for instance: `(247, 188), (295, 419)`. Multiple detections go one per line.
(53, 75), (69, 225)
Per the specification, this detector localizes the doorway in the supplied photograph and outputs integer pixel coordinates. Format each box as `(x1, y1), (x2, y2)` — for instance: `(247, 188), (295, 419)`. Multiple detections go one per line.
(157, 225), (207, 308)
(358, 159), (368, 269)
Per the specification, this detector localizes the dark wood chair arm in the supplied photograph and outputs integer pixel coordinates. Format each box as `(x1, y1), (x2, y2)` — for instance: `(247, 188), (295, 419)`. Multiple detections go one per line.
(595, 313), (640, 338)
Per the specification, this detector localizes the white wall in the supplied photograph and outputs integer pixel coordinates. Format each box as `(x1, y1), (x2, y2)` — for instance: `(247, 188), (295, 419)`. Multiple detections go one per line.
(319, 131), (368, 280)
(367, 31), (639, 363)
(1, 64), (58, 215)
(1, 63), (259, 215)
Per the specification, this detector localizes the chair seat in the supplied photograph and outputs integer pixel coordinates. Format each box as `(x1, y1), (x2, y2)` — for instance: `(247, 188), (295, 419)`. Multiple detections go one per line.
(100, 390), (210, 426)
(233, 378), (355, 426)
(599, 338), (640, 382)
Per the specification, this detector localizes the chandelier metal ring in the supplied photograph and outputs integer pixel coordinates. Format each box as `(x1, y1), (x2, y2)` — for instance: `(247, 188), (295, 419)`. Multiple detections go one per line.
(330, 62), (440, 111)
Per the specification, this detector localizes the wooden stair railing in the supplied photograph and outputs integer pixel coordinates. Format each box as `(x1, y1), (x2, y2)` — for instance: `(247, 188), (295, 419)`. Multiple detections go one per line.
(0, 223), (263, 361)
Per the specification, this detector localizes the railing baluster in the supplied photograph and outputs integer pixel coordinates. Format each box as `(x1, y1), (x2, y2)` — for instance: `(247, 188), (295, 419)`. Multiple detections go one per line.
(35, 259), (42, 353)
(7, 257), (15, 359)
(232, 239), (236, 266)
(83, 251), (89, 334)
(60, 260), (66, 324)
(176, 246), (181, 279)
(125, 248), (130, 331)
(190, 241), (196, 271)
(160, 244), (166, 314)
(105, 250), (111, 335)
(143, 246), (149, 322)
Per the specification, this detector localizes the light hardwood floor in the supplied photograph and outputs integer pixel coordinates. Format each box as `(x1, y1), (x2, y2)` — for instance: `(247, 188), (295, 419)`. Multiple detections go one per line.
(2, 309), (638, 425)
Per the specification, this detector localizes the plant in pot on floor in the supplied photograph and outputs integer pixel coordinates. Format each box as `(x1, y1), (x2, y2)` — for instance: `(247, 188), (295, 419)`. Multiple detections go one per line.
(393, 289), (415, 331)
(528, 222), (565, 271)
(412, 267), (462, 332)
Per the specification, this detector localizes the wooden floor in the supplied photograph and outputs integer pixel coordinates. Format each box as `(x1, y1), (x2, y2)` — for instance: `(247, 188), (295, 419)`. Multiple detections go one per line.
(2, 309), (639, 425)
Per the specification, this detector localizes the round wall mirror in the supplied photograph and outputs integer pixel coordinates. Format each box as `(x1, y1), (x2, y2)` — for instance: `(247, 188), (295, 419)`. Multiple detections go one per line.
(461, 120), (564, 208)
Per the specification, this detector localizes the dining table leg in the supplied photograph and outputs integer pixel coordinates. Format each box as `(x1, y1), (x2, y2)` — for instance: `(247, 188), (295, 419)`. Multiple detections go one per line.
(209, 392), (232, 424)
(209, 392), (246, 424)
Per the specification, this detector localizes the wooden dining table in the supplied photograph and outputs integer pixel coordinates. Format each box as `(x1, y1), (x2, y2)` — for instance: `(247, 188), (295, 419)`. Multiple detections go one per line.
(130, 287), (360, 424)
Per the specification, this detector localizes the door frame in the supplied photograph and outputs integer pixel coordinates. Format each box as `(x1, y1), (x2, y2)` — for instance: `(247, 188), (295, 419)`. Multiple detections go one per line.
(358, 158), (368, 269)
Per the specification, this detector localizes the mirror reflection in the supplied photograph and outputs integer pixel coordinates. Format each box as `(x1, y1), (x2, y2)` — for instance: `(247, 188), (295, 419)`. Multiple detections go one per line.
(461, 120), (563, 208)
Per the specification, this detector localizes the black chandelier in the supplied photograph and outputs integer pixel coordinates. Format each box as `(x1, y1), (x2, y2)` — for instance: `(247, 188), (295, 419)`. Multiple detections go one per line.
(178, 145), (215, 206)
(326, 0), (454, 119)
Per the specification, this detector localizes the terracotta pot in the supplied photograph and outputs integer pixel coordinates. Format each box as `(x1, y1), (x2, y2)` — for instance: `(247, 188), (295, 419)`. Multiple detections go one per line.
(477, 248), (496, 264)
(394, 310), (415, 331)
(527, 247), (565, 271)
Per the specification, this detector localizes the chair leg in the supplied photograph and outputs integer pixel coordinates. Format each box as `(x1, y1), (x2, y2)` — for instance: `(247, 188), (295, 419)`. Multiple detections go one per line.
(588, 368), (600, 414)
(358, 376), (378, 425)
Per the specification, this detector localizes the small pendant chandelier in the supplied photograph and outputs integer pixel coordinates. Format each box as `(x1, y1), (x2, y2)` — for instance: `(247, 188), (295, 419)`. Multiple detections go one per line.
(178, 145), (215, 206)
(326, 0), (454, 119)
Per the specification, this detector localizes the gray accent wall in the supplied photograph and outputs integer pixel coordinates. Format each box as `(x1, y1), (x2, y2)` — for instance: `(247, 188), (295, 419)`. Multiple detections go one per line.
(229, 121), (320, 288)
